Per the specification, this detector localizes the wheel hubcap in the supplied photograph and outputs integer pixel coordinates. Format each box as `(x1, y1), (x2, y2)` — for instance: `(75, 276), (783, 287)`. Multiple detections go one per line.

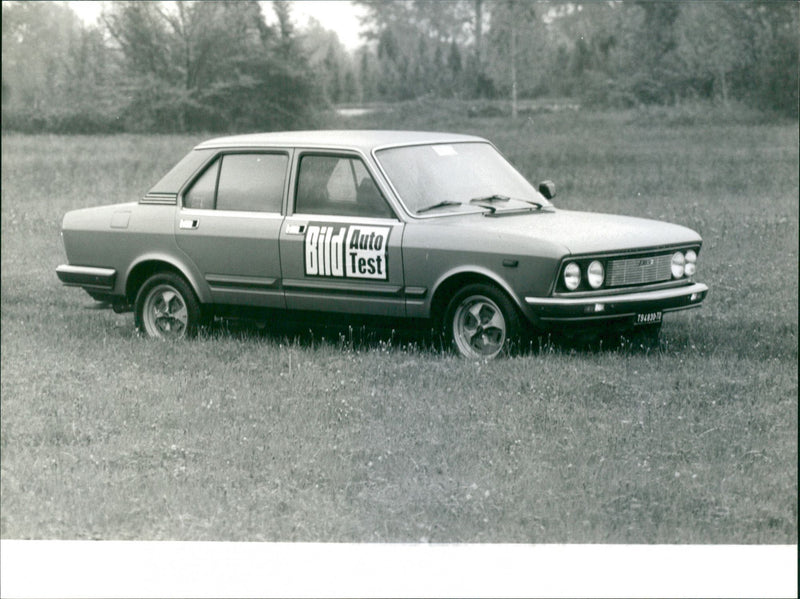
(453, 296), (506, 358)
(143, 284), (188, 338)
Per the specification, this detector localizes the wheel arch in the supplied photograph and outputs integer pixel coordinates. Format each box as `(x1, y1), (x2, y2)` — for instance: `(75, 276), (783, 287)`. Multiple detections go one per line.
(124, 256), (208, 305)
(429, 267), (524, 325)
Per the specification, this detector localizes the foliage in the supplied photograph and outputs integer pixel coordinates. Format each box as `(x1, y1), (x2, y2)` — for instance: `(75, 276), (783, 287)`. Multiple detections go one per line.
(485, 0), (541, 114)
(548, 1), (799, 114)
(301, 18), (361, 104)
(1, 1), (324, 133)
(350, 0), (798, 116)
(339, 1), (476, 100)
(1, 0), (797, 133)
(2, 2), (84, 109)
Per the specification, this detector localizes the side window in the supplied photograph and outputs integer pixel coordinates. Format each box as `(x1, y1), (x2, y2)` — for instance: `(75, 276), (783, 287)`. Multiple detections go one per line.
(217, 154), (287, 212)
(184, 158), (219, 210)
(295, 155), (394, 218)
(183, 153), (288, 212)
(326, 158), (357, 203)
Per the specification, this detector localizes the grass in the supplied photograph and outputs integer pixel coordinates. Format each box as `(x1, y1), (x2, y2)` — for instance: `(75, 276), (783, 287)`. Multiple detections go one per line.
(1, 104), (797, 542)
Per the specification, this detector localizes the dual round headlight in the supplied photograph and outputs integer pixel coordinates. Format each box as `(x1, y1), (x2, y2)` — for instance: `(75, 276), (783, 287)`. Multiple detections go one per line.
(671, 251), (685, 278)
(564, 262), (581, 290)
(672, 250), (698, 279)
(564, 260), (605, 290)
(684, 250), (697, 277)
(587, 261), (604, 289)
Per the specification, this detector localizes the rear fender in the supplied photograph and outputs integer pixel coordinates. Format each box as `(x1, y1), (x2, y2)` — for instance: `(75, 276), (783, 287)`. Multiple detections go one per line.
(124, 253), (211, 304)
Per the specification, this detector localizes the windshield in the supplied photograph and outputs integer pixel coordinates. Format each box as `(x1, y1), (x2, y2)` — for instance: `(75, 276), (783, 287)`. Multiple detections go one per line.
(375, 142), (547, 215)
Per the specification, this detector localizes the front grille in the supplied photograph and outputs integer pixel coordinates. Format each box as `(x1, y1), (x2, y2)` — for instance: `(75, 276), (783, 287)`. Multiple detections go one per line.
(606, 253), (672, 287)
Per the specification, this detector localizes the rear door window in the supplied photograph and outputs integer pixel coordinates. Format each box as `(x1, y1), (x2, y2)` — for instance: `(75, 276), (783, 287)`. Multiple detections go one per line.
(183, 153), (288, 213)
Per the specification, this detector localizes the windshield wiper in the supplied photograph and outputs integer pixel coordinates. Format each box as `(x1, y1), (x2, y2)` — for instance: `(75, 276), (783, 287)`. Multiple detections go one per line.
(416, 200), (462, 214)
(468, 195), (510, 214)
(470, 194), (547, 215)
(521, 198), (545, 209)
(470, 194), (510, 204)
(471, 194), (545, 210)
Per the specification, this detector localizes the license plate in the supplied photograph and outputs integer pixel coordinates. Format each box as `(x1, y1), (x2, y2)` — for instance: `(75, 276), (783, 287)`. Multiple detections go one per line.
(635, 311), (662, 325)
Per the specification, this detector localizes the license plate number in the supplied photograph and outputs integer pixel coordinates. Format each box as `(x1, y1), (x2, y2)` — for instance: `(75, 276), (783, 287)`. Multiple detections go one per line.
(635, 311), (662, 325)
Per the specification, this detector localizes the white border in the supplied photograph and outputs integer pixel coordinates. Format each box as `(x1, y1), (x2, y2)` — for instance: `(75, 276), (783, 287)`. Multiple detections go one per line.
(1, 541), (797, 598)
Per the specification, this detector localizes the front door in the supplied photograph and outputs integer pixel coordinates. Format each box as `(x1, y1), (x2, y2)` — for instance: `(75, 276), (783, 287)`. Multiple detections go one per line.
(175, 151), (290, 308)
(280, 152), (405, 317)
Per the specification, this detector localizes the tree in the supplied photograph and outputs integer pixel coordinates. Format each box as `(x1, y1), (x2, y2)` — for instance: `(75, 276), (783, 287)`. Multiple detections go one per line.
(2, 1), (118, 131)
(2, 2), (82, 109)
(752, 2), (799, 115)
(541, 2), (625, 103)
(357, 48), (378, 102)
(354, 0), (474, 98)
(101, 1), (322, 131)
(676, 3), (753, 105)
(486, 0), (540, 116)
(301, 18), (357, 104)
(447, 40), (463, 95)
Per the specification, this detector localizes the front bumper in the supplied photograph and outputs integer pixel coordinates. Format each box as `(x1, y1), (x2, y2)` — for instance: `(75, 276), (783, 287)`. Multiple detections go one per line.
(56, 264), (117, 290)
(525, 282), (708, 323)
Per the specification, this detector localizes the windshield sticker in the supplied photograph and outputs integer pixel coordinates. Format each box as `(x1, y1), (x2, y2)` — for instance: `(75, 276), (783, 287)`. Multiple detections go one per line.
(432, 144), (458, 156)
(304, 223), (390, 280)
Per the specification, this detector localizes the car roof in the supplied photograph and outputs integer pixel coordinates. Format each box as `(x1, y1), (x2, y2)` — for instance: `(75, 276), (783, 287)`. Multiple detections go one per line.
(194, 130), (488, 152)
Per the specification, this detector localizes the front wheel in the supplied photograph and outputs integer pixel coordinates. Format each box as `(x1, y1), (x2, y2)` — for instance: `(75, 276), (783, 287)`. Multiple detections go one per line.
(444, 283), (521, 359)
(134, 272), (201, 339)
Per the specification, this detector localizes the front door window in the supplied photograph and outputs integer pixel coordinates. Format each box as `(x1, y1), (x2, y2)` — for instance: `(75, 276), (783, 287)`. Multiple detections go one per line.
(295, 155), (394, 219)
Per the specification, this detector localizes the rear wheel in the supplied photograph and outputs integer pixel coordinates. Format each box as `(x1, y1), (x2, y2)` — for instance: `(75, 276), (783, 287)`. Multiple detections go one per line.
(134, 272), (201, 339)
(444, 283), (521, 359)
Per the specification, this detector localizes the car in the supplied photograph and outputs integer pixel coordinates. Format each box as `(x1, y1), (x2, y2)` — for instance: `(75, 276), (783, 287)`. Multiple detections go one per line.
(56, 130), (708, 358)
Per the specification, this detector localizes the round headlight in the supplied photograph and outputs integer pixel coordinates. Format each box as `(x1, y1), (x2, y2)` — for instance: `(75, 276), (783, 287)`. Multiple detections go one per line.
(671, 251), (685, 278)
(587, 260), (604, 289)
(564, 262), (581, 290)
(684, 250), (697, 277)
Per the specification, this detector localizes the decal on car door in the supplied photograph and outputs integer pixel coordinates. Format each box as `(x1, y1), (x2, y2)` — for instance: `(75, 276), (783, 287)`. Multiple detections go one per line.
(304, 223), (390, 280)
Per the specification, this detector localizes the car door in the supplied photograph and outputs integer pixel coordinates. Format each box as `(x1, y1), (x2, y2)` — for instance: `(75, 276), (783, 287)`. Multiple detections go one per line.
(280, 151), (406, 317)
(175, 150), (291, 308)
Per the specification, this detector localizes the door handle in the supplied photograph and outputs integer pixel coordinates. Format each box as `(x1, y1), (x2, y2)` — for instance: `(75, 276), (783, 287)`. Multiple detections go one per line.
(286, 223), (306, 235)
(179, 219), (199, 230)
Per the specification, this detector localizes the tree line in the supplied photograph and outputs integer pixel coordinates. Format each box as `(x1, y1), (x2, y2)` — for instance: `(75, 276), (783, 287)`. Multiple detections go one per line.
(354, 1), (797, 114)
(2, 1), (797, 134)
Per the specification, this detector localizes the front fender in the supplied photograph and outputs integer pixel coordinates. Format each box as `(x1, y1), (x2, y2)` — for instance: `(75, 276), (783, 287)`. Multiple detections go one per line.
(401, 264), (528, 322)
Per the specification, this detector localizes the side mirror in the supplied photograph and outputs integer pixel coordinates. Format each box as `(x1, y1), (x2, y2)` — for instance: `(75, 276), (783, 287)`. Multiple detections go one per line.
(538, 180), (556, 200)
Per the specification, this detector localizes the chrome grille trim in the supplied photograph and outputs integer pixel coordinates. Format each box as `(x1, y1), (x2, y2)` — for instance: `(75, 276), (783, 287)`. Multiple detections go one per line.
(607, 253), (672, 287)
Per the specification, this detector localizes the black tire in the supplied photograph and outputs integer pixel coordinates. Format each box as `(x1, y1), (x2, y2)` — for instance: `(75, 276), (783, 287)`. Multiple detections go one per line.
(443, 283), (522, 359)
(134, 272), (201, 339)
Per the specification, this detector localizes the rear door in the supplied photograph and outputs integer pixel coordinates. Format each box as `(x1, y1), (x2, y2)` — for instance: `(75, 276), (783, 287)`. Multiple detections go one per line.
(280, 151), (406, 317)
(175, 150), (291, 308)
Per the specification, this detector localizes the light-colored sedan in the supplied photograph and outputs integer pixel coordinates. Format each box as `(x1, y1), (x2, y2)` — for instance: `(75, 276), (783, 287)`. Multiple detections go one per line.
(56, 130), (708, 358)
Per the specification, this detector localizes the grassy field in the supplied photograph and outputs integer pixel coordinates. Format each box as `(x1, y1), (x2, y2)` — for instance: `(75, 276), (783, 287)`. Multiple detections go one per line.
(1, 105), (797, 543)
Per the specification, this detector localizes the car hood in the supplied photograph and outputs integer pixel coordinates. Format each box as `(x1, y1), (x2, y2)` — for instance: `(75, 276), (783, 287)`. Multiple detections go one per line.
(448, 208), (702, 255)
